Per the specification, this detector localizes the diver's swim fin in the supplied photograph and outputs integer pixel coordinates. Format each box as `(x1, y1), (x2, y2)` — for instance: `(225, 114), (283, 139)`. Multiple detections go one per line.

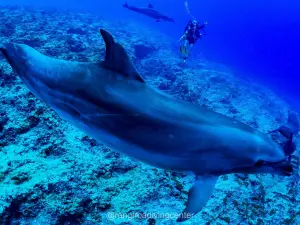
(180, 45), (189, 61)
(180, 45), (187, 54)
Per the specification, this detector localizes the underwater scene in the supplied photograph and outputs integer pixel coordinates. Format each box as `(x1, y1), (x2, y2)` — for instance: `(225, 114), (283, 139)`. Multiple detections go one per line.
(0, 0), (300, 224)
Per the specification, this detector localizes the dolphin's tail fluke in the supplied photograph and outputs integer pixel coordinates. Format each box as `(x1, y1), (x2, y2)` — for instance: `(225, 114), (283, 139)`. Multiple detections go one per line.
(123, 2), (129, 8)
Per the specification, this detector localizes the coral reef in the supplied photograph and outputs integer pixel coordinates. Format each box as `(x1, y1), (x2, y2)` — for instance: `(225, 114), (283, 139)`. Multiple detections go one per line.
(0, 5), (299, 225)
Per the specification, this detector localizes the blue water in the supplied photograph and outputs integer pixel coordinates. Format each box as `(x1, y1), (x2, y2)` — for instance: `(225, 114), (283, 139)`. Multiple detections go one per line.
(3, 0), (300, 109)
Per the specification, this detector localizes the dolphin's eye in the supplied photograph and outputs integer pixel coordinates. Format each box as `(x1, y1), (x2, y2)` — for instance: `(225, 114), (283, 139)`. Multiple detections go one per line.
(255, 160), (264, 166)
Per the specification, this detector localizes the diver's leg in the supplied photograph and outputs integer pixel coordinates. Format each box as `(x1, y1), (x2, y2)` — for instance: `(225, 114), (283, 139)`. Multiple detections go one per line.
(187, 43), (194, 56)
(184, 40), (188, 47)
(180, 40), (189, 58)
(190, 44), (194, 51)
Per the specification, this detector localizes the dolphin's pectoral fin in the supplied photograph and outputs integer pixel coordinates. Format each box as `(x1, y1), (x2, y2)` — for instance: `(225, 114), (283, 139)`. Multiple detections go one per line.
(278, 126), (293, 139)
(177, 175), (218, 222)
(268, 126), (293, 139)
(156, 19), (160, 22)
(99, 29), (145, 83)
(281, 137), (296, 156)
(267, 128), (279, 135)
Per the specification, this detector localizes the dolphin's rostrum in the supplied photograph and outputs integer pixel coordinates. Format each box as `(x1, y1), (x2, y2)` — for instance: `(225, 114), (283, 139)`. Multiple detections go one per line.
(0, 29), (294, 222)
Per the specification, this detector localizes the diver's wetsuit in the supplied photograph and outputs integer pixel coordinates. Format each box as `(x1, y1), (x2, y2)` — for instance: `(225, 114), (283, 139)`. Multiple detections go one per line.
(184, 20), (206, 44)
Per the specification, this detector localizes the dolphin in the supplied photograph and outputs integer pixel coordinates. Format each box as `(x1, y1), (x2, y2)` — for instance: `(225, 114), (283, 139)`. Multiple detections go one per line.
(123, 2), (175, 23)
(0, 29), (294, 222)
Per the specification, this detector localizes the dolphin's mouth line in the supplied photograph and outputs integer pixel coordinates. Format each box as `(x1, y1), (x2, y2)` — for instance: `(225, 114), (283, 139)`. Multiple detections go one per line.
(257, 156), (294, 175)
(261, 157), (290, 166)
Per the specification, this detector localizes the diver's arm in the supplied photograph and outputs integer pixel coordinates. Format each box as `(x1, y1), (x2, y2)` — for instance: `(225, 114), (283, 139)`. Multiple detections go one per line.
(179, 30), (189, 42)
(179, 34), (186, 42)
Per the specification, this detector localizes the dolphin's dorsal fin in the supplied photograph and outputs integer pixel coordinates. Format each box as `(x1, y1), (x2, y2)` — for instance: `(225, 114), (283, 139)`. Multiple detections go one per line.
(177, 175), (218, 222)
(99, 29), (144, 83)
(148, 4), (154, 8)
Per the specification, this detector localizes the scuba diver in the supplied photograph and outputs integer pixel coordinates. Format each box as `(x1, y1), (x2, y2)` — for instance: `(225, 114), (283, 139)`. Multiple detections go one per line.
(179, 20), (207, 61)
(179, 2), (208, 61)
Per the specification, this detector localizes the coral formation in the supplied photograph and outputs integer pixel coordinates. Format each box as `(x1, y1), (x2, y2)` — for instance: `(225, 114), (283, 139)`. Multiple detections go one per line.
(0, 5), (299, 225)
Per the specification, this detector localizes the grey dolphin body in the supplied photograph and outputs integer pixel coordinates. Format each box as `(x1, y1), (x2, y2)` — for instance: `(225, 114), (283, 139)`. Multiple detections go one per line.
(0, 29), (293, 222)
(123, 2), (175, 23)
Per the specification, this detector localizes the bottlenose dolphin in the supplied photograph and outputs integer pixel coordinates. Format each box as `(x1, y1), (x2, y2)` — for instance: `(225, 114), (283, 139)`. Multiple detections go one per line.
(123, 2), (175, 23)
(0, 29), (294, 222)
